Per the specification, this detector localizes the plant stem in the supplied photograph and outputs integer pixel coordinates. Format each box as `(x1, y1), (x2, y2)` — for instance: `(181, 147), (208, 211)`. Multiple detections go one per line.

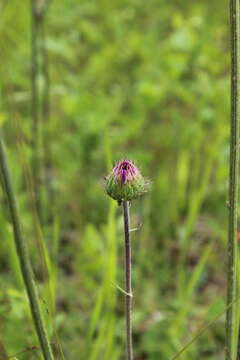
(226, 0), (240, 359)
(0, 136), (54, 360)
(41, 13), (55, 226)
(123, 201), (133, 360)
(31, 0), (42, 222)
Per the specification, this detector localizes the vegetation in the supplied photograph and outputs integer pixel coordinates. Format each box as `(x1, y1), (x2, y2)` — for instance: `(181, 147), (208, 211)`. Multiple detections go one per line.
(0, 0), (238, 359)
(226, 1), (240, 359)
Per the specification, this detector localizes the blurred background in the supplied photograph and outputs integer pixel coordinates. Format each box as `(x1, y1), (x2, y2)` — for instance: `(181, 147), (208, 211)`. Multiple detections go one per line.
(0, 0), (230, 359)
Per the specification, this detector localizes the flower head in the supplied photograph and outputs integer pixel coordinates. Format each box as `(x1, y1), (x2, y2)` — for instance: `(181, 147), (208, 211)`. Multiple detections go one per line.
(105, 159), (149, 202)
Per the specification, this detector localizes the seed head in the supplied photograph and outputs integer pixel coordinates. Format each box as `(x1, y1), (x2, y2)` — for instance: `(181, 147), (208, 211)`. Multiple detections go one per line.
(105, 159), (149, 203)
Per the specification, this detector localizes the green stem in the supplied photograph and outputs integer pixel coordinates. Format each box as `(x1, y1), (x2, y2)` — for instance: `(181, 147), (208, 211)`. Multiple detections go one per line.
(0, 136), (54, 360)
(31, 0), (42, 222)
(123, 201), (133, 360)
(41, 12), (55, 225)
(226, 1), (240, 359)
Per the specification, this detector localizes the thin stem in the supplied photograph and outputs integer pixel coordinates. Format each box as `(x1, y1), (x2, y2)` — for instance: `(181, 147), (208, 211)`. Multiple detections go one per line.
(123, 201), (133, 360)
(226, 0), (240, 359)
(0, 136), (54, 360)
(41, 14), (55, 225)
(31, 0), (42, 222)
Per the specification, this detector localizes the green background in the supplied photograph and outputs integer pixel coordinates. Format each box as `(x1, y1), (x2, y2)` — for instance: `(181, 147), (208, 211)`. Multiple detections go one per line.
(0, 0), (231, 359)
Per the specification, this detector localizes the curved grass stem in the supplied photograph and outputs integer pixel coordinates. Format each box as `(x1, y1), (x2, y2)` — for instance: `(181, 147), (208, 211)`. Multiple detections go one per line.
(0, 136), (54, 360)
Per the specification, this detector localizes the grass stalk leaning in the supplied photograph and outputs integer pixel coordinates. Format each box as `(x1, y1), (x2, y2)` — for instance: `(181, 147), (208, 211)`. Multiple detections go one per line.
(0, 135), (54, 360)
(226, 0), (240, 359)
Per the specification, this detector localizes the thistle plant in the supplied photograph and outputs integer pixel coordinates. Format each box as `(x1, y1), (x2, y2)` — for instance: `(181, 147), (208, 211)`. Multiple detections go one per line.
(106, 160), (148, 204)
(105, 159), (149, 360)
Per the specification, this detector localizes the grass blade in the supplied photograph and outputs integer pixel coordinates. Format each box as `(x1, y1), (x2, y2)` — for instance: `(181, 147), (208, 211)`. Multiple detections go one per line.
(226, 0), (240, 359)
(0, 135), (54, 360)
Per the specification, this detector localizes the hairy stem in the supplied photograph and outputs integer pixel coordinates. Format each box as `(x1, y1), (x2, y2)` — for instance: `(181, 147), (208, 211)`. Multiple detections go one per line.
(0, 136), (54, 360)
(123, 201), (133, 360)
(226, 0), (240, 359)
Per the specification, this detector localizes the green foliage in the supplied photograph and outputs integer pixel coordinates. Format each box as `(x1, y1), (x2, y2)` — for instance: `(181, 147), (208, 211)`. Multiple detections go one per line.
(0, 0), (233, 359)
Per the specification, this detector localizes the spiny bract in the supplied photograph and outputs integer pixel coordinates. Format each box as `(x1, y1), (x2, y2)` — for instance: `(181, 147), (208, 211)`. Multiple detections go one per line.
(105, 159), (149, 202)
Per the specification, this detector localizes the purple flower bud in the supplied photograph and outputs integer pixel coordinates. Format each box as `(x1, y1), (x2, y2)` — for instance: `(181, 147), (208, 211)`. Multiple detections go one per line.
(121, 169), (127, 184)
(112, 160), (140, 185)
(105, 159), (149, 202)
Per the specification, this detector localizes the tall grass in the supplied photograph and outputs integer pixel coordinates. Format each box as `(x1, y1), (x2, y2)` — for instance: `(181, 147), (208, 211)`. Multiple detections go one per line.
(31, 0), (42, 220)
(0, 135), (54, 360)
(226, 0), (240, 359)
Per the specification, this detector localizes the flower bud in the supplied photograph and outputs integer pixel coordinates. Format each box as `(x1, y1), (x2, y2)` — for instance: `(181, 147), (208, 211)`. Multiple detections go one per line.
(105, 160), (148, 202)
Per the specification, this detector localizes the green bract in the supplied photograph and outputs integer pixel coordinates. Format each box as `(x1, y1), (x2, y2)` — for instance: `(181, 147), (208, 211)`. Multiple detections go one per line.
(105, 160), (148, 202)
